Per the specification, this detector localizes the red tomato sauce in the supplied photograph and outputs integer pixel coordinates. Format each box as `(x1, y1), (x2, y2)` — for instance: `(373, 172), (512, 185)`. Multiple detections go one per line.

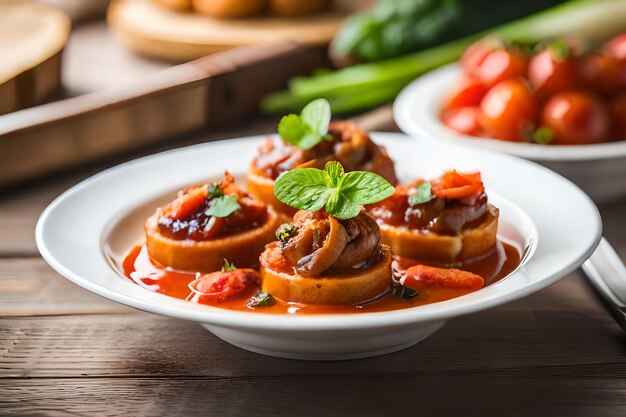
(123, 240), (521, 315)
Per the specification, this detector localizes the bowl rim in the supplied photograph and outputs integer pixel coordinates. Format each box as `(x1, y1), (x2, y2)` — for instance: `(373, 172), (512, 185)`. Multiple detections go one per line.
(394, 63), (626, 161)
(36, 133), (602, 331)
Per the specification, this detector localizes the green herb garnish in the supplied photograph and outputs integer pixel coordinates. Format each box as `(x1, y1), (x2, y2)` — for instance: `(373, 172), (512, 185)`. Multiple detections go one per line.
(408, 181), (433, 206)
(533, 127), (554, 144)
(393, 283), (419, 300)
(207, 183), (223, 198)
(274, 161), (395, 220)
(276, 223), (297, 243)
(222, 259), (237, 272)
(205, 195), (241, 218)
(277, 98), (332, 150)
(247, 290), (276, 308)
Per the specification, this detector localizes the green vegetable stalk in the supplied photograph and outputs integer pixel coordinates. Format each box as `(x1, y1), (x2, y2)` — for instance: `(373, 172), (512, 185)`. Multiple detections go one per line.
(330, 0), (461, 65)
(261, 0), (626, 114)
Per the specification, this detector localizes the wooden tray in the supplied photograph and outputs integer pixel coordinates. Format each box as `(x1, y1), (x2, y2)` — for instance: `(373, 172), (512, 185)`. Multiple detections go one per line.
(0, 41), (327, 189)
(107, 0), (369, 61)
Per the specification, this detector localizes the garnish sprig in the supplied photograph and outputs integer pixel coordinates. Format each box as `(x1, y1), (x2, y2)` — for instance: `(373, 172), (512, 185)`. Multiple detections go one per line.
(277, 98), (332, 150)
(274, 161), (395, 219)
(222, 259), (237, 272)
(247, 290), (276, 308)
(408, 181), (434, 206)
(205, 187), (241, 218)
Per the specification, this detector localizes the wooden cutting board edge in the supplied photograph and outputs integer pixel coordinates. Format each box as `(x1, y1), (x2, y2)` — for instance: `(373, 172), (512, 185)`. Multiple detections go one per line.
(0, 1), (71, 115)
(107, 0), (354, 61)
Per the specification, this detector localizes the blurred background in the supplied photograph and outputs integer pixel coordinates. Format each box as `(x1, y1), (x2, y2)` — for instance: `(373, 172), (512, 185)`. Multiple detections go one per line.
(1, 0), (625, 197)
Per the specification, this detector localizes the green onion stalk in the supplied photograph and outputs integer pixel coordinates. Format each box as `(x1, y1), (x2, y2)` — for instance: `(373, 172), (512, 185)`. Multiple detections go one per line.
(261, 0), (626, 114)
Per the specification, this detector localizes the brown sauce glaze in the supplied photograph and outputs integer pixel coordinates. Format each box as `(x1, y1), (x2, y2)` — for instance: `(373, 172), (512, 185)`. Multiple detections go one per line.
(123, 239), (521, 314)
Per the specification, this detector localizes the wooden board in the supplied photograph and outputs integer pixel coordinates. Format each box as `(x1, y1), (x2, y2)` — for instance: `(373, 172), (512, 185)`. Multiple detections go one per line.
(0, 0), (71, 115)
(0, 41), (327, 190)
(107, 0), (369, 61)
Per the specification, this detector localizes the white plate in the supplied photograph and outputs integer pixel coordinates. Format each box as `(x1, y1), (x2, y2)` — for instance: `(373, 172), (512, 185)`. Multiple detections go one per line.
(394, 63), (626, 203)
(36, 133), (602, 360)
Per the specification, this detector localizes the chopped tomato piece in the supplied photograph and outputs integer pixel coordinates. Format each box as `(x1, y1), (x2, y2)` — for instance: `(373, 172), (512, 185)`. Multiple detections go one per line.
(443, 77), (488, 109)
(260, 243), (290, 273)
(188, 269), (259, 302)
(169, 186), (208, 219)
(431, 170), (484, 200)
(400, 264), (484, 291)
(441, 107), (482, 135)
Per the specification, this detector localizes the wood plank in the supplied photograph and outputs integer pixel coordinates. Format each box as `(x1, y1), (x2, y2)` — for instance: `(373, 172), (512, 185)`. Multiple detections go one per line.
(0, 258), (132, 316)
(1, 274), (622, 380)
(1, 376), (625, 417)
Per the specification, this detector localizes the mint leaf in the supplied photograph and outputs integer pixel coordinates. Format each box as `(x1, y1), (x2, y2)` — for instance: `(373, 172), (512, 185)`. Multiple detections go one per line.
(326, 189), (362, 219)
(340, 171), (395, 205)
(205, 195), (241, 218)
(222, 259), (236, 272)
(324, 161), (344, 184)
(277, 98), (332, 150)
(278, 114), (310, 145)
(300, 98), (331, 138)
(274, 168), (330, 212)
(408, 182), (433, 206)
(274, 161), (394, 219)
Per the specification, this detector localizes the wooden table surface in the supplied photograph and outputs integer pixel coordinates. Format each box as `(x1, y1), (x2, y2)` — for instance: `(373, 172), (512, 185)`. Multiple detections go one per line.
(1, 115), (625, 416)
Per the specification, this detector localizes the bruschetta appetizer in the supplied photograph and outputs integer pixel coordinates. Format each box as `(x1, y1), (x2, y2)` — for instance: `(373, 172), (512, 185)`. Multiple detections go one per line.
(145, 172), (285, 272)
(248, 99), (397, 216)
(368, 170), (499, 262)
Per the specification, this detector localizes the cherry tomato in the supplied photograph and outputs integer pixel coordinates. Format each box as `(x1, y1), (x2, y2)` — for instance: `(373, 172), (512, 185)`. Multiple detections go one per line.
(578, 53), (626, 95)
(443, 77), (488, 109)
(431, 170), (484, 200)
(528, 43), (578, 97)
(610, 92), (626, 139)
(605, 34), (626, 62)
(461, 40), (528, 87)
(541, 90), (610, 145)
(441, 107), (482, 136)
(188, 269), (259, 302)
(479, 78), (539, 141)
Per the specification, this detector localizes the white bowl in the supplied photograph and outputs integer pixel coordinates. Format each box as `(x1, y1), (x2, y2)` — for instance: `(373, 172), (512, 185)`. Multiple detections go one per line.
(394, 63), (626, 203)
(36, 133), (601, 360)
